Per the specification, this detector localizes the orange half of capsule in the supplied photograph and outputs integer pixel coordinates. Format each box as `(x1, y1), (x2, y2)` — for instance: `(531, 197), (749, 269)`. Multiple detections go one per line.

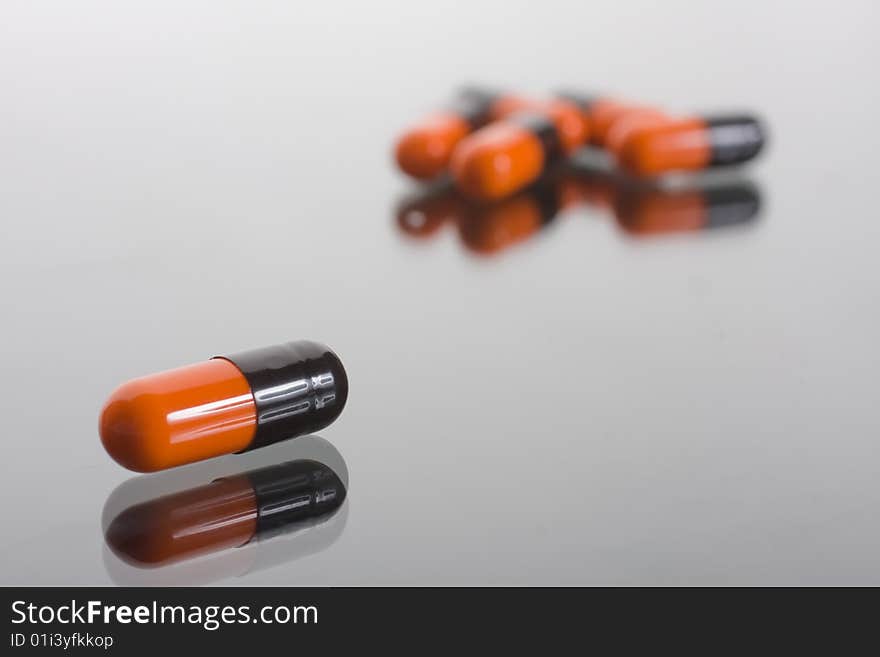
(100, 359), (257, 473)
(450, 122), (547, 201)
(394, 112), (474, 180)
(618, 118), (712, 176)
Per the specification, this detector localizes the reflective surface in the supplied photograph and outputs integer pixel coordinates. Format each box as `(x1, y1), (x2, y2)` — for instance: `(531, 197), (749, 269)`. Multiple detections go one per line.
(1, 0), (879, 585)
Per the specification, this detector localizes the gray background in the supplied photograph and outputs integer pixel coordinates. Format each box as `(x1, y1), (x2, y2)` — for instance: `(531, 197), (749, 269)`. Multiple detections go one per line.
(1, 0), (878, 585)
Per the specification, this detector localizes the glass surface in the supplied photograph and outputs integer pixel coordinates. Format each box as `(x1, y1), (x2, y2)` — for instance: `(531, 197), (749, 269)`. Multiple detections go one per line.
(1, 0), (878, 585)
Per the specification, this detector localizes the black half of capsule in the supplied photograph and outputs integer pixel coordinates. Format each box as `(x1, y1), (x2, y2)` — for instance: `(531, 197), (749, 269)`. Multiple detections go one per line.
(513, 112), (565, 163)
(705, 115), (766, 167)
(702, 182), (763, 228)
(451, 86), (503, 128)
(242, 458), (347, 539)
(214, 340), (349, 452)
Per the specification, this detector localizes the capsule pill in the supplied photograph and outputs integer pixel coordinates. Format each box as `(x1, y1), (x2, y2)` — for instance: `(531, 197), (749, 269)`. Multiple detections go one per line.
(618, 114), (766, 176)
(99, 340), (348, 472)
(450, 99), (590, 200)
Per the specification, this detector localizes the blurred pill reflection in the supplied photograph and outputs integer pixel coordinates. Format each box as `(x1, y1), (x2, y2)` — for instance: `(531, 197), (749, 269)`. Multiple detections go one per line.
(101, 436), (348, 585)
(395, 149), (762, 255)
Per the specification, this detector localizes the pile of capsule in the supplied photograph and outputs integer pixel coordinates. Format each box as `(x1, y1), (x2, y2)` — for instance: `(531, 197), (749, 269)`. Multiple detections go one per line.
(394, 88), (766, 200)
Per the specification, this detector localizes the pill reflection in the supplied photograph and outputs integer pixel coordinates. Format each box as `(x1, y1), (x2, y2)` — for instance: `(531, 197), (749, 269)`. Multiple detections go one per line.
(395, 155), (762, 254)
(102, 436), (348, 585)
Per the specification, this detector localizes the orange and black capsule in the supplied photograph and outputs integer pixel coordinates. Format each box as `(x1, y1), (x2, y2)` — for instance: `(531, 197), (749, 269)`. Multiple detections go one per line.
(99, 340), (348, 472)
(618, 114), (766, 177)
(394, 87), (512, 180)
(105, 457), (346, 568)
(450, 99), (590, 201)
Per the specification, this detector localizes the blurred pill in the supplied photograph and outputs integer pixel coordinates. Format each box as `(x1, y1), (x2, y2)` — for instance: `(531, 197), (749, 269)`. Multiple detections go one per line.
(618, 114), (766, 176)
(450, 99), (589, 200)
